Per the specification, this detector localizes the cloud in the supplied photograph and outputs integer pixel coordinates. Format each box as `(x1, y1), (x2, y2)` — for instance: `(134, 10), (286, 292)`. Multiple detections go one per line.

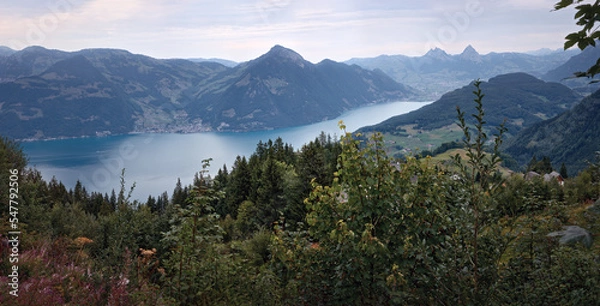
(76, 0), (146, 22)
(0, 0), (584, 62)
(500, 0), (560, 10)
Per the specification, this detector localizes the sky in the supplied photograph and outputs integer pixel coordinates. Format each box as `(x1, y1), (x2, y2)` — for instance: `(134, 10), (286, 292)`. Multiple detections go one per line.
(0, 0), (581, 63)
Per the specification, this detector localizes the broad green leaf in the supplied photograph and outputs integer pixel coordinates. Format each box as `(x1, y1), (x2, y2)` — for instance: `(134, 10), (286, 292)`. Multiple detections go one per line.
(554, 0), (575, 10)
(564, 38), (578, 50)
(577, 39), (590, 50)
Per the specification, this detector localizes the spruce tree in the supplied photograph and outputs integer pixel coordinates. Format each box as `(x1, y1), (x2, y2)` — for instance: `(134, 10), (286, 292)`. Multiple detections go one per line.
(560, 162), (569, 178)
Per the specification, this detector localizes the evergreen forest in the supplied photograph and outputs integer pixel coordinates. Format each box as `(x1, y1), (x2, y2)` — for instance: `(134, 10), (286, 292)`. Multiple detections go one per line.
(1, 84), (599, 305)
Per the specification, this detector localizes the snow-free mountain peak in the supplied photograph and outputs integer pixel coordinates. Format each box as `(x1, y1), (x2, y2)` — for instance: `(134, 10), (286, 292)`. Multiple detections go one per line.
(460, 44), (481, 62)
(0, 45), (417, 139)
(263, 45), (306, 64)
(461, 45), (478, 55)
(424, 47), (451, 60)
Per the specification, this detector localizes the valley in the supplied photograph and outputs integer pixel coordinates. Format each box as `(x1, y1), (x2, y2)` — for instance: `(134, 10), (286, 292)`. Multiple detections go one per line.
(3, 2), (600, 304)
(2, 42), (599, 174)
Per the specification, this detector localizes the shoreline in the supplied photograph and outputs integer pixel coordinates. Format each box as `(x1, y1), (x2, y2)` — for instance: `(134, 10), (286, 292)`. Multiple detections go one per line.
(17, 100), (432, 142)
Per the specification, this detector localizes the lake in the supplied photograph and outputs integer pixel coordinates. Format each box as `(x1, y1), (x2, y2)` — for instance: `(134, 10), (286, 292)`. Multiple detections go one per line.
(21, 101), (431, 201)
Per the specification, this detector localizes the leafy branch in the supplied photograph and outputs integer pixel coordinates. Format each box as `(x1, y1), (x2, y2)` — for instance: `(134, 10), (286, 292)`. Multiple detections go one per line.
(453, 80), (507, 301)
(555, 0), (600, 79)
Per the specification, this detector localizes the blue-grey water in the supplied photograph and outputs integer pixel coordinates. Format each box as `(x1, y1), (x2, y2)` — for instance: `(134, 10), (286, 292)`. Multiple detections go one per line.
(21, 101), (430, 201)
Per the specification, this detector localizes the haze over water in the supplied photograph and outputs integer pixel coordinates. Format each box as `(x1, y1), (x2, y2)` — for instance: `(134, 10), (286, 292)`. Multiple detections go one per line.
(22, 101), (431, 200)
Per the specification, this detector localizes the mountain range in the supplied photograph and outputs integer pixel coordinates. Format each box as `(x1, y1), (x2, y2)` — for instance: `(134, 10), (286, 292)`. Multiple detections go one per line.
(0, 45), (417, 139)
(3, 43), (600, 174)
(355, 67), (600, 174)
(542, 45), (600, 94)
(186, 58), (238, 67)
(346, 45), (579, 99)
(359, 72), (582, 136)
(347, 44), (600, 174)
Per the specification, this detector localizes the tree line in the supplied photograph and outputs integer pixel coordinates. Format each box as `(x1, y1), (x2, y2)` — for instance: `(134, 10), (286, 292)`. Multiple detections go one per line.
(1, 83), (599, 305)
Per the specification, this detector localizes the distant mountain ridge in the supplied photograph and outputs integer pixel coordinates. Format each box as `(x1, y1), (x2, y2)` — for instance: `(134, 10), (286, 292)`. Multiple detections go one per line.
(358, 72), (582, 136)
(0, 54), (139, 139)
(0, 46), (15, 57)
(542, 46), (600, 94)
(0, 45), (418, 139)
(346, 45), (579, 99)
(187, 58), (238, 67)
(0, 46), (71, 82)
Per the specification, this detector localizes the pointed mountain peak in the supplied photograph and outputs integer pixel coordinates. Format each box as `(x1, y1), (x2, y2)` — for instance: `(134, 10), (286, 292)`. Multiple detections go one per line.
(461, 45), (478, 56)
(424, 47), (451, 60)
(425, 47), (448, 55)
(460, 44), (481, 62)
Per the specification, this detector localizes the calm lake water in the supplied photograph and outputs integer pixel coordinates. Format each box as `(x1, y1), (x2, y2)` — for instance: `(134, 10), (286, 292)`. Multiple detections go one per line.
(21, 101), (431, 200)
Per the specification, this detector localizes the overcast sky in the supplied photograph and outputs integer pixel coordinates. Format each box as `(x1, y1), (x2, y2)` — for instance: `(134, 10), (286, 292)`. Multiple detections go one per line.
(0, 0), (581, 63)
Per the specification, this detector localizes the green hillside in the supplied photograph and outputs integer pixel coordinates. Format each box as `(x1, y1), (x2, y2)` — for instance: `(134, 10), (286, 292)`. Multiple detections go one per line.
(2, 128), (598, 305)
(503, 88), (600, 174)
(188, 45), (419, 131)
(0, 45), (418, 139)
(360, 72), (581, 136)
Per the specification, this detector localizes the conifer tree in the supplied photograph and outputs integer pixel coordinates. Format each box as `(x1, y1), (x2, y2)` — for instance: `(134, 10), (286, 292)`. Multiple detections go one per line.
(560, 162), (569, 178)
(225, 156), (252, 218)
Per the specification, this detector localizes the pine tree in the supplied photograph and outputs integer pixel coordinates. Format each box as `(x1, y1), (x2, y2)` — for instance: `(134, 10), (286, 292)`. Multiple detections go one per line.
(109, 189), (117, 211)
(172, 178), (187, 207)
(146, 195), (158, 212)
(212, 164), (229, 217)
(156, 191), (169, 213)
(560, 162), (569, 179)
(256, 157), (285, 228)
(225, 156), (252, 218)
(0, 136), (27, 216)
(540, 156), (553, 174)
(527, 155), (538, 172)
(72, 180), (88, 204)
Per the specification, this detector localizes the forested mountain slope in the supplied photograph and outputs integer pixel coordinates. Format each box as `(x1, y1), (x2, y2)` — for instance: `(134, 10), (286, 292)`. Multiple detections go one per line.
(503, 88), (600, 173)
(0, 45), (417, 139)
(359, 72), (581, 136)
(188, 45), (419, 131)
